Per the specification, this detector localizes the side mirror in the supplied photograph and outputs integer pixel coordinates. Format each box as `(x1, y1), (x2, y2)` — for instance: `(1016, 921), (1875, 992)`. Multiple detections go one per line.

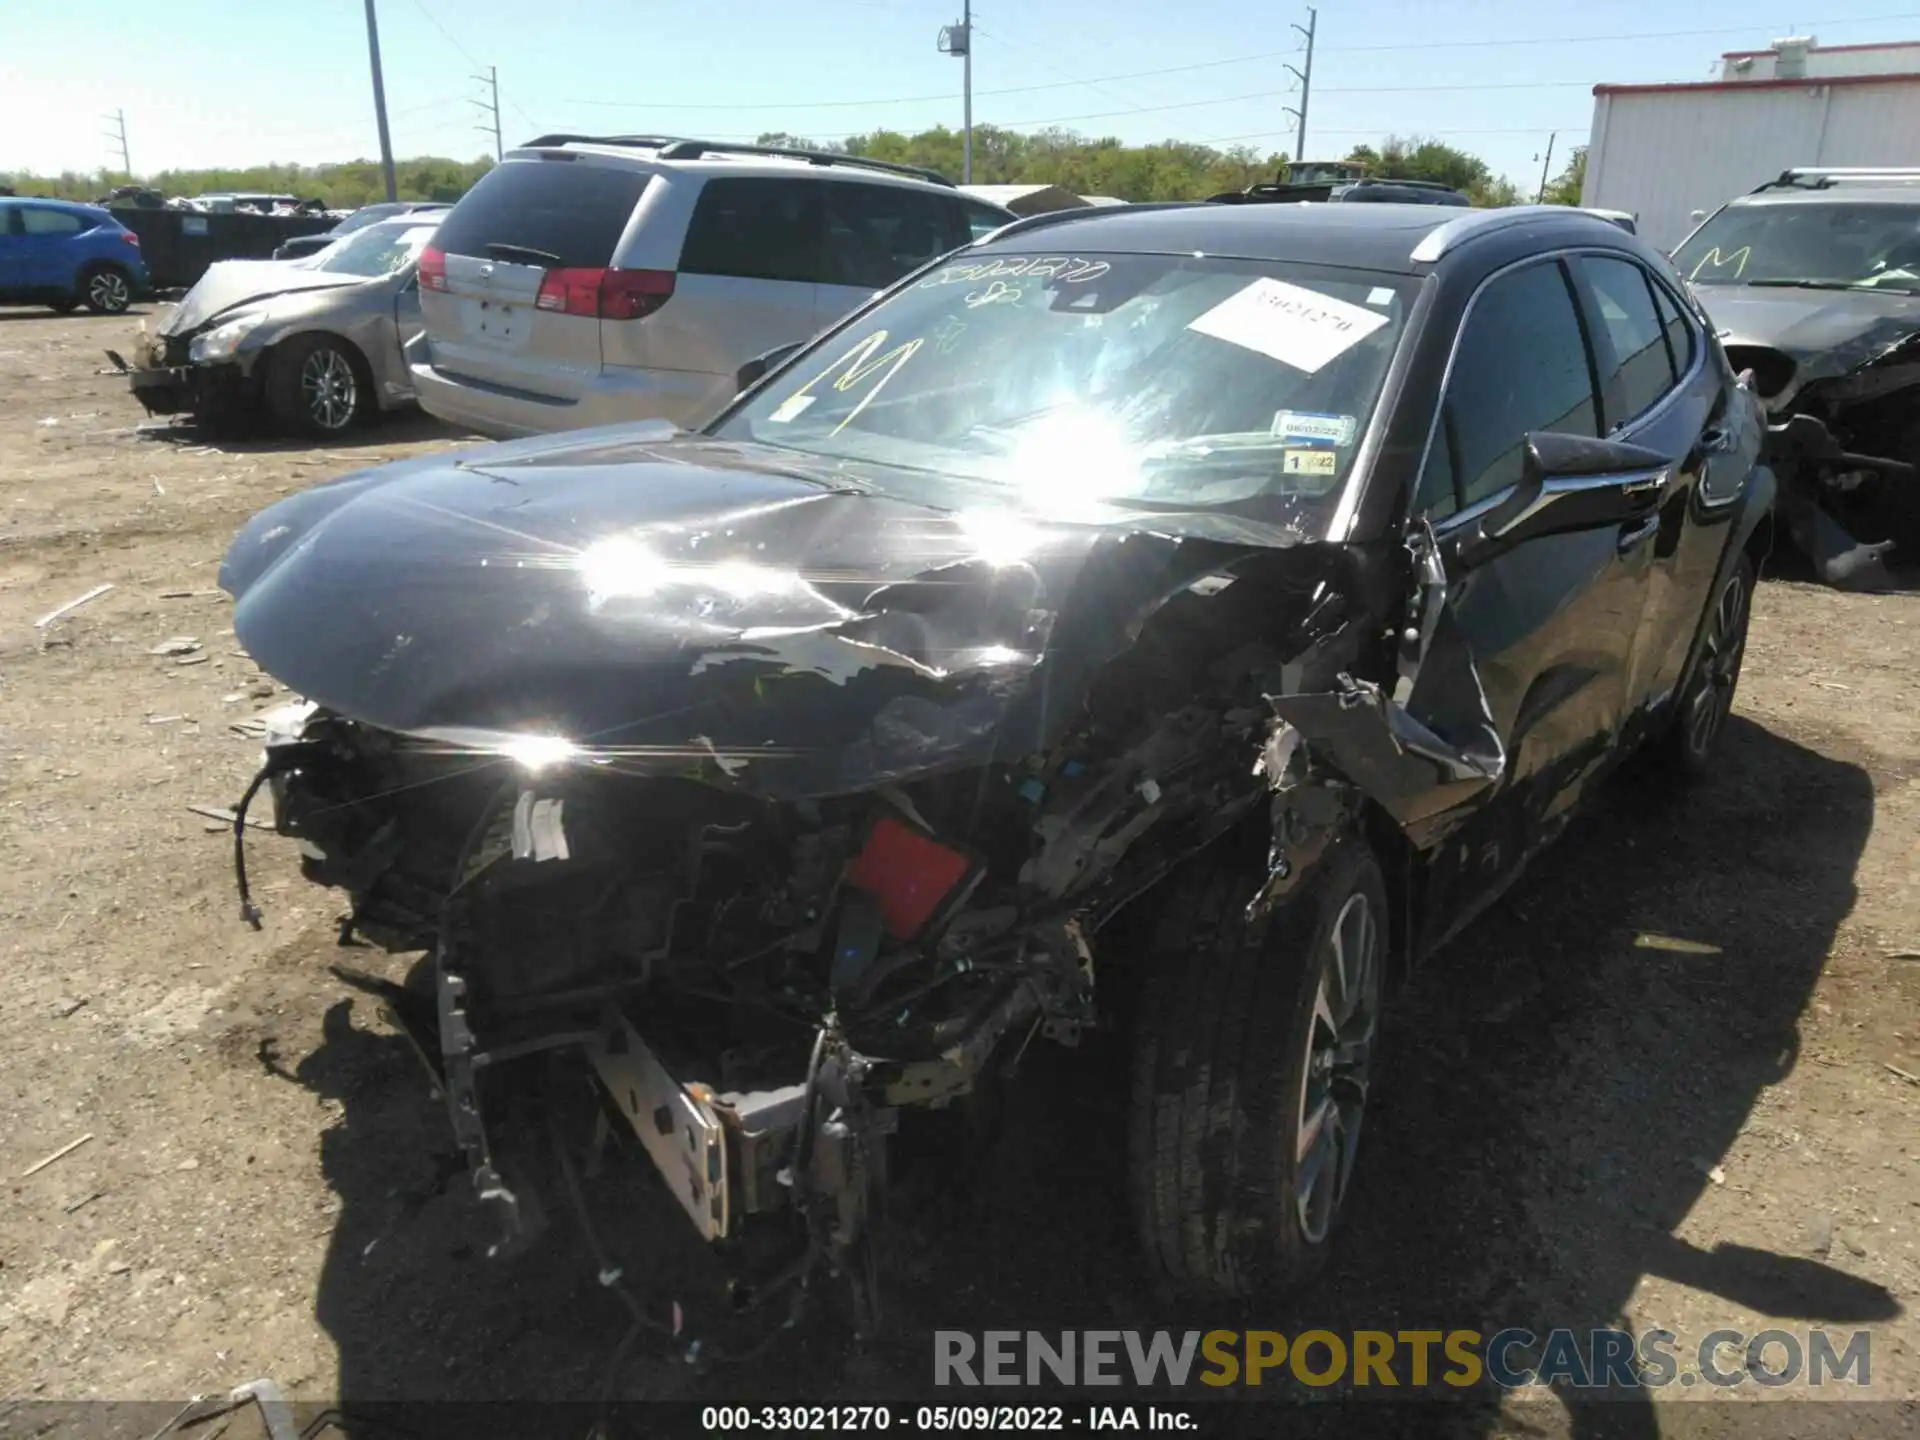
(1453, 431), (1669, 567)
(736, 342), (803, 394)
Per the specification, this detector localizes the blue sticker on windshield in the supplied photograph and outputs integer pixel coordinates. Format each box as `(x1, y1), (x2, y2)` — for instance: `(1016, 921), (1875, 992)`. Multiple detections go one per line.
(1270, 410), (1358, 447)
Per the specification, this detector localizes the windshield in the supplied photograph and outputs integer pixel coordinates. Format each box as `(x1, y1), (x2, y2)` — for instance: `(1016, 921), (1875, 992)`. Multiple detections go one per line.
(1675, 201), (1920, 294)
(310, 221), (440, 278)
(711, 252), (1416, 532)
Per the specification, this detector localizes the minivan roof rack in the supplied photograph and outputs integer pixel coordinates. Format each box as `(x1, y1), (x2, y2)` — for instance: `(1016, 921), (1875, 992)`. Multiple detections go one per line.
(516, 133), (954, 187)
(1752, 165), (1920, 192)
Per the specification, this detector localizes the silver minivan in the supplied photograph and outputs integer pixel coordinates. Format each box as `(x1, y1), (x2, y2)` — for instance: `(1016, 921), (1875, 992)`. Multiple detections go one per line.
(411, 137), (1016, 437)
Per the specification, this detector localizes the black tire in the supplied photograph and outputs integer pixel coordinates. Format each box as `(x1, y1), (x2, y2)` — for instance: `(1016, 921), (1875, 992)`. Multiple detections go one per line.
(48, 297), (79, 315)
(79, 264), (133, 314)
(1655, 550), (1754, 778)
(1129, 836), (1387, 1300)
(266, 334), (371, 437)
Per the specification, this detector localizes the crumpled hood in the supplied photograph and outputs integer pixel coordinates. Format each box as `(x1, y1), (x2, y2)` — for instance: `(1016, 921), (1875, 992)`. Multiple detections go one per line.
(220, 426), (1306, 797)
(160, 259), (364, 336)
(1697, 283), (1920, 402)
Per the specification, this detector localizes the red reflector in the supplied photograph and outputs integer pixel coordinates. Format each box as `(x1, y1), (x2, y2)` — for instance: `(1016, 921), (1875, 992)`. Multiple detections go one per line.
(418, 245), (449, 292)
(601, 267), (675, 320)
(845, 816), (975, 941)
(120, 230), (140, 247)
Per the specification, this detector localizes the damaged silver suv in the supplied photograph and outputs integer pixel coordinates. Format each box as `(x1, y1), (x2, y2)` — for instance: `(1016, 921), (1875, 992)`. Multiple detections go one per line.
(217, 200), (1773, 1325)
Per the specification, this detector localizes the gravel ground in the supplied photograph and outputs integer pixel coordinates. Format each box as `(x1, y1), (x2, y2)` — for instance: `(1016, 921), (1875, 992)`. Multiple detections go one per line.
(0, 307), (1916, 1437)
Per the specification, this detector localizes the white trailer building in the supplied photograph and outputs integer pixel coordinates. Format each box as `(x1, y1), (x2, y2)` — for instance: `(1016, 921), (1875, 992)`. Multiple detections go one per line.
(1581, 36), (1920, 250)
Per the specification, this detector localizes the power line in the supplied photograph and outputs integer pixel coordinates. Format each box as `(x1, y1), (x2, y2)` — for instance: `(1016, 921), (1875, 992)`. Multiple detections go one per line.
(553, 9), (1920, 115)
(569, 46), (1305, 110)
(409, 0), (483, 68)
(1315, 11), (1920, 53)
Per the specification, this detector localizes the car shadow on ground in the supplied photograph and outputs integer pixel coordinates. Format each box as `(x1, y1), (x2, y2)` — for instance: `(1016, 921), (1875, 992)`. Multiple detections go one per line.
(0, 306), (155, 322)
(287, 715), (1894, 1436)
(134, 407), (473, 453)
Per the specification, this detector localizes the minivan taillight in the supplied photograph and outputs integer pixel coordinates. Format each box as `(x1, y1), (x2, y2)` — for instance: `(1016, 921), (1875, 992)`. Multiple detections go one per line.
(536, 267), (674, 320)
(419, 245), (449, 291)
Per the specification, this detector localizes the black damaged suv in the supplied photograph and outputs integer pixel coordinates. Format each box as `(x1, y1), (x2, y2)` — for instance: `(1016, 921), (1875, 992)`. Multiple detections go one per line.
(219, 200), (1772, 1321)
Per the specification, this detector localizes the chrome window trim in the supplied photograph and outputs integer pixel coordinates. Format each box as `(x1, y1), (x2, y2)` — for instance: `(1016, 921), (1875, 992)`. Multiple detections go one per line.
(1408, 247), (1707, 530)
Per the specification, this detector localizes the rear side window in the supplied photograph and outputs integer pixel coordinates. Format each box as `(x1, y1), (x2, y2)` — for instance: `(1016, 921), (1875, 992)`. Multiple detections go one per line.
(821, 183), (965, 289)
(20, 208), (85, 237)
(1581, 256), (1678, 427)
(1435, 259), (1599, 510)
(432, 160), (647, 268)
(963, 200), (1011, 240)
(679, 178), (826, 285)
(1649, 277), (1696, 375)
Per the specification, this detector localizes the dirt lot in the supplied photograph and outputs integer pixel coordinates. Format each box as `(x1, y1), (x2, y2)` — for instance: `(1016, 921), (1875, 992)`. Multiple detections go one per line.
(1, 307), (1917, 1434)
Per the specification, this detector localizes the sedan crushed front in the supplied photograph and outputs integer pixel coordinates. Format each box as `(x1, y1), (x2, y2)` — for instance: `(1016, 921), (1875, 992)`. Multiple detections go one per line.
(120, 217), (440, 437)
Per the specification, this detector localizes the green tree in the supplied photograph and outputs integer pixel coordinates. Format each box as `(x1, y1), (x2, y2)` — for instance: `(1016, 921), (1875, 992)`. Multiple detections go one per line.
(0, 156), (495, 208)
(1541, 147), (1587, 206)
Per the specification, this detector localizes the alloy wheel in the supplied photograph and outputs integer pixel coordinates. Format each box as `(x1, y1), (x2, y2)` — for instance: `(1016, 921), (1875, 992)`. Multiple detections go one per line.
(88, 270), (129, 312)
(300, 348), (358, 431)
(1294, 890), (1380, 1245)
(1686, 568), (1749, 760)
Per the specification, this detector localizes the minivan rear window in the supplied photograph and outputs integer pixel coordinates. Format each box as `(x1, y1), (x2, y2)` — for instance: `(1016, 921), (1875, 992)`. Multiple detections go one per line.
(432, 159), (648, 269)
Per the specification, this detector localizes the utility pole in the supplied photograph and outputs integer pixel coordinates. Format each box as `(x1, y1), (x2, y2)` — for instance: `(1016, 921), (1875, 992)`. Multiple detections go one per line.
(362, 0), (399, 202)
(472, 65), (503, 161)
(938, 2), (973, 183)
(1283, 7), (1317, 166)
(1536, 131), (1558, 203)
(103, 110), (131, 180)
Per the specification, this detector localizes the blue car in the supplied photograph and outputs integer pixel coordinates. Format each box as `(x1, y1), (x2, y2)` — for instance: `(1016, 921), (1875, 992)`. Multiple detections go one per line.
(0, 198), (148, 314)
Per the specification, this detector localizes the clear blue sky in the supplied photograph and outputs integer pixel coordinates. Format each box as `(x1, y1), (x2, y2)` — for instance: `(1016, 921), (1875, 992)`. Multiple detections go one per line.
(4, 1), (1918, 188)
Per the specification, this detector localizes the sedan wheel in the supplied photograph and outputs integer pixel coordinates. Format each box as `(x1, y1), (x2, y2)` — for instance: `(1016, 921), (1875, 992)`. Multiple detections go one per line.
(84, 268), (131, 314)
(300, 346), (359, 432)
(267, 335), (370, 437)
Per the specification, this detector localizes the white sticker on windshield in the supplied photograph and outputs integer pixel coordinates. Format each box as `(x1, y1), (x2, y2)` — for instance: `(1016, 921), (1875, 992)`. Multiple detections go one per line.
(1366, 287), (1395, 306)
(1186, 278), (1390, 374)
(767, 393), (816, 424)
(1283, 449), (1338, 477)
(1271, 410), (1358, 447)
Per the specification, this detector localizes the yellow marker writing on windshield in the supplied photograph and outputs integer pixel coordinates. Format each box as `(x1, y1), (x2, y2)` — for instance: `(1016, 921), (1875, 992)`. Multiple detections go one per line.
(1690, 245), (1751, 281)
(776, 330), (926, 437)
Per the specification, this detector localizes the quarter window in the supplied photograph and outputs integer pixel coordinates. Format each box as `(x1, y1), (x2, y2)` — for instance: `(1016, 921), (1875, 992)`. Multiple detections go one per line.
(679, 177), (827, 285)
(1428, 259), (1600, 512)
(1581, 256), (1677, 427)
(1649, 276), (1696, 375)
(821, 182), (965, 290)
(20, 208), (85, 236)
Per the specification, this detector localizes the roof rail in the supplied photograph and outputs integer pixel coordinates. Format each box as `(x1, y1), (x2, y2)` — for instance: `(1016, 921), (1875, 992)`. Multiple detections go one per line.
(653, 139), (952, 186)
(1407, 204), (1596, 263)
(515, 133), (954, 187)
(519, 133), (695, 150)
(1752, 165), (1920, 192)
(1349, 176), (1459, 192)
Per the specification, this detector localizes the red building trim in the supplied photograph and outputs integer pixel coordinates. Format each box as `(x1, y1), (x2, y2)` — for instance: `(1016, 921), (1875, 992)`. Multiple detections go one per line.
(1595, 71), (1920, 96)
